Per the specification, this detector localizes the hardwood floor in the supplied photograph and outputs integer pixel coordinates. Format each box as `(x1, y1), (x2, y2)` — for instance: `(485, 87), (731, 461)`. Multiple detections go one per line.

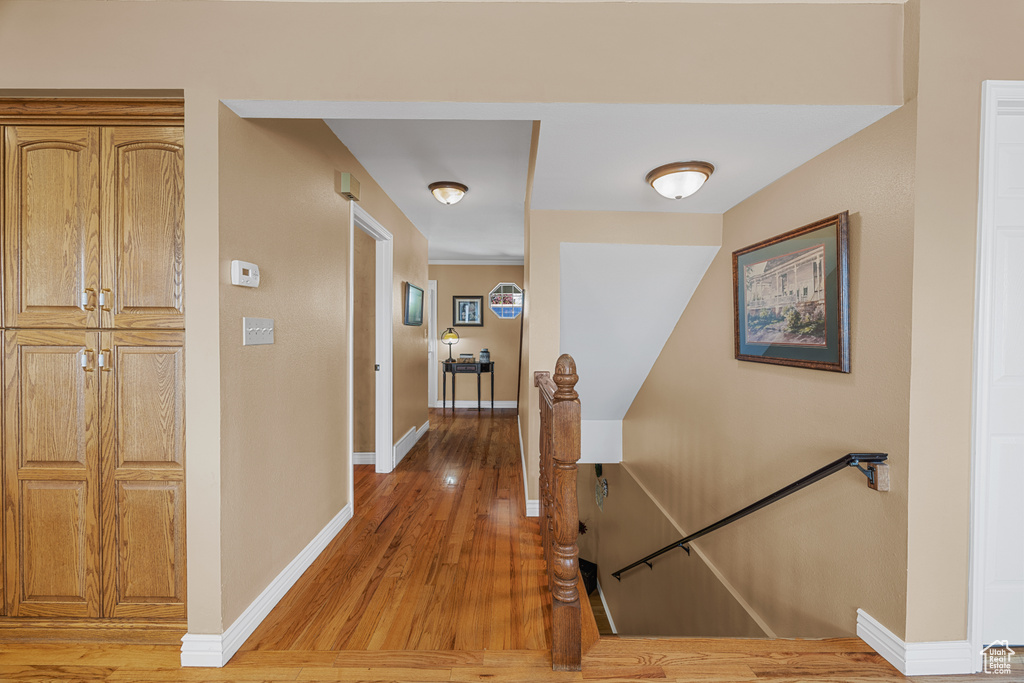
(0, 408), (1016, 681)
(0, 637), (1017, 681)
(242, 407), (550, 652)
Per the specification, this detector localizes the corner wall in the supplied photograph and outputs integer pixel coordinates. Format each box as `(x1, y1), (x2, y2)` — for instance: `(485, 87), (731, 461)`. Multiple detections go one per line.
(622, 102), (917, 638)
(524, 211), (722, 499)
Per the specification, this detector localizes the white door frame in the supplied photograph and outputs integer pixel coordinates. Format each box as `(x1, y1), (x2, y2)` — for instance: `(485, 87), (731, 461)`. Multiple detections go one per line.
(427, 280), (438, 408)
(970, 80), (1024, 669)
(350, 203), (395, 476)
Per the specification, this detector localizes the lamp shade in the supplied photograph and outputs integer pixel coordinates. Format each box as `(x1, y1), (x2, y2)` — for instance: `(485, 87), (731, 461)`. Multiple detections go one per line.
(429, 182), (468, 205)
(645, 161), (715, 200)
(441, 327), (460, 345)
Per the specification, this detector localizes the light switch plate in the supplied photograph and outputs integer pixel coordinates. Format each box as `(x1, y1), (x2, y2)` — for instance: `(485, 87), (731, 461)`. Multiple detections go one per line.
(231, 260), (260, 287)
(243, 317), (274, 345)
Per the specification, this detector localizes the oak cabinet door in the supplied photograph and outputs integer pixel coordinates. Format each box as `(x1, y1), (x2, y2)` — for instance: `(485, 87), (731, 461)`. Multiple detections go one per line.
(3, 127), (100, 329)
(100, 128), (184, 330)
(3, 330), (101, 617)
(100, 331), (185, 618)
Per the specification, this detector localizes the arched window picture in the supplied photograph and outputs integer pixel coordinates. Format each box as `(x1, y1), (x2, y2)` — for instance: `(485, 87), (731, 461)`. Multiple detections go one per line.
(488, 282), (523, 319)
(452, 295), (484, 327)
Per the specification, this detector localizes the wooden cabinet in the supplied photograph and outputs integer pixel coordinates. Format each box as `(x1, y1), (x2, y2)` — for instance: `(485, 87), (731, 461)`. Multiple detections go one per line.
(3, 126), (184, 331)
(100, 129), (184, 330)
(3, 330), (101, 618)
(0, 109), (185, 627)
(3, 127), (101, 329)
(100, 331), (185, 618)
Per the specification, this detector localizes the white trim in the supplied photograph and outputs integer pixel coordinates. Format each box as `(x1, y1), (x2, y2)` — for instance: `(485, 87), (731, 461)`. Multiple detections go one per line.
(969, 80), (1024, 670)
(427, 280), (438, 408)
(595, 578), (617, 634)
(428, 258), (524, 266)
(857, 609), (975, 676)
(352, 204), (395, 475)
(518, 415), (539, 517)
(181, 503), (354, 667)
(352, 452), (376, 465)
(620, 462), (776, 638)
(441, 400), (518, 410)
(393, 419), (429, 468)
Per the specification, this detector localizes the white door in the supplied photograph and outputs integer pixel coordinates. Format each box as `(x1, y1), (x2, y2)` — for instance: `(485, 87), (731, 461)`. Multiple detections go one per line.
(975, 82), (1024, 647)
(428, 280), (438, 408)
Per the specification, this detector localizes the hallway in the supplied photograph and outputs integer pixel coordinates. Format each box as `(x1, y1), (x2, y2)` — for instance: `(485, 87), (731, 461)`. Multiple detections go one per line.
(241, 408), (550, 651)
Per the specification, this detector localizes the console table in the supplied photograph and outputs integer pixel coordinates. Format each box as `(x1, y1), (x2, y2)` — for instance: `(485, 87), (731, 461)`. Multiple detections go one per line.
(442, 361), (495, 410)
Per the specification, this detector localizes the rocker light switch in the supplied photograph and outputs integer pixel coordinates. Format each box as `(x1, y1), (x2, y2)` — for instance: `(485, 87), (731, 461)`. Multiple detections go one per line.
(243, 317), (274, 346)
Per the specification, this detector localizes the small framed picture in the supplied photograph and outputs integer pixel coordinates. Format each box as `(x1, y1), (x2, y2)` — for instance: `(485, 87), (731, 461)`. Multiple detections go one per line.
(733, 211), (850, 372)
(453, 295), (484, 327)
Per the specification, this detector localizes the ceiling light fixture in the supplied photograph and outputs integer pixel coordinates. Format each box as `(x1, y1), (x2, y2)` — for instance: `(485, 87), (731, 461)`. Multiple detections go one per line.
(429, 181), (469, 205)
(645, 161), (715, 200)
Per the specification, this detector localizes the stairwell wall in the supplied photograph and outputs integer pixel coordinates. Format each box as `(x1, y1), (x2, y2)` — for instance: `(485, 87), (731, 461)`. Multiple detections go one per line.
(620, 102), (917, 638)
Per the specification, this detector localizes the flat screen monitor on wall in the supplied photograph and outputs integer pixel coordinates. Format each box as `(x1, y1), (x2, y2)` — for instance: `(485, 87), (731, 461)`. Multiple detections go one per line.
(404, 282), (424, 326)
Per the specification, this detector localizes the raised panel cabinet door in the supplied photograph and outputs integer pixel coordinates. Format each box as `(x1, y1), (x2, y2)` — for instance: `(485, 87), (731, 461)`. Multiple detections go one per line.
(3, 127), (100, 328)
(3, 330), (101, 617)
(100, 128), (184, 329)
(100, 330), (184, 618)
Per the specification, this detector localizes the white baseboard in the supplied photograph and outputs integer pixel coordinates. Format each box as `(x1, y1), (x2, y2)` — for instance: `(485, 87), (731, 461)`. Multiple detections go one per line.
(352, 452), (375, 465)
(393, 419), (429, 468)
(181, 503), (354, 667)
(596, 578), (617, 634)
(517, 415), (540, 518)
(856, 609), (975, 676)
(439, 400), (517, 410)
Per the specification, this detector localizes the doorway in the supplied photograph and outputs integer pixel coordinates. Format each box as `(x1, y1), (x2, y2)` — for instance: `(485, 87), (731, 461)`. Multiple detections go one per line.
(428, 280), (438, 407)
(349, 203), (395, 479)
(971, 80), (1024, 668)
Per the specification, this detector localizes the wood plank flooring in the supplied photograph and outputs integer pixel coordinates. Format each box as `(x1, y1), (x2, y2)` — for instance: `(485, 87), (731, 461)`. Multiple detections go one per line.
(0, 637), (1018, 681)
(242, 408), (550, 652)
(1, 408), (1016, 681)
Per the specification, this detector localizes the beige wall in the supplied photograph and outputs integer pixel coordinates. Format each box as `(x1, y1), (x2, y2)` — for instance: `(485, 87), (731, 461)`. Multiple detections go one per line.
(218, 113), (353, 627)
(218, 113), (427, 627)
(429, 265), (524, 403)
(903, 0), (1024, 642)
(0, 0), (905, 635)
(623, 103), (917, 639)
(578, 464), (765, 637)
(524, 211), (722, 499)
(353, 229), (375, 453)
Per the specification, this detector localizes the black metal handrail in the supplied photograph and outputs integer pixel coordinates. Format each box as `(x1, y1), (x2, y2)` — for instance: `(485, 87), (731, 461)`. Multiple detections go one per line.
(611, 452), (888, 580)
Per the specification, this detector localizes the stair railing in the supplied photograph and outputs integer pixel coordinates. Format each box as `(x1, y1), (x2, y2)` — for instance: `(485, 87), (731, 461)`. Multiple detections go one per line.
(612, 452), (889, 580)
(535, 354), (591, 671)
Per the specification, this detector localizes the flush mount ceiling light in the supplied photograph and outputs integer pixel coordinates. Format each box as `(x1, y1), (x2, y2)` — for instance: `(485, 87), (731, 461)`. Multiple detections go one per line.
(645, 161), (715, 200)
(429, 181), (469, 205)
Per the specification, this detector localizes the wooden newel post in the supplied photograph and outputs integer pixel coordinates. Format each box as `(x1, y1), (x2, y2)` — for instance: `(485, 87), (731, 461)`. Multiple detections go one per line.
(550, 354), (582, 670)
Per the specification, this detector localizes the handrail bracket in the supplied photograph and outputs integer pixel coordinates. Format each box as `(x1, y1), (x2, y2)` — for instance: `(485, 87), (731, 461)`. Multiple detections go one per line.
(849, 458), (889, 492)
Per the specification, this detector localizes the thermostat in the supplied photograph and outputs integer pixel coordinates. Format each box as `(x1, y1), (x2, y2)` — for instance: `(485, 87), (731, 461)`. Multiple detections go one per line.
(231, 260), (260, 287)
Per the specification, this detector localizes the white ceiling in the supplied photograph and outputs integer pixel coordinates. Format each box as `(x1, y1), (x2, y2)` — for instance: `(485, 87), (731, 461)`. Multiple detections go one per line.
(326, 119), (532, 263)
(560, 242), (719, 421)
(225, 100), (897, 262)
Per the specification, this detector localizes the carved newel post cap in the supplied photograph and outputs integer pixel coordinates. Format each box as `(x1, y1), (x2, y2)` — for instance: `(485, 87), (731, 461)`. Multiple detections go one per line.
(553, 354), (579, 402)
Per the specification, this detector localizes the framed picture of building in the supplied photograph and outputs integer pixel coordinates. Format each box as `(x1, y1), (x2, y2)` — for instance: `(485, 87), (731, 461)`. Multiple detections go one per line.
(732, 212), (850, 372)
(453, 295), (484, 327)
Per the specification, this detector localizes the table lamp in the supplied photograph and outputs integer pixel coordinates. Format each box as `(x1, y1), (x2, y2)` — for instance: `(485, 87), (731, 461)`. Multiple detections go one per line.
(441, 327), (460, 361)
